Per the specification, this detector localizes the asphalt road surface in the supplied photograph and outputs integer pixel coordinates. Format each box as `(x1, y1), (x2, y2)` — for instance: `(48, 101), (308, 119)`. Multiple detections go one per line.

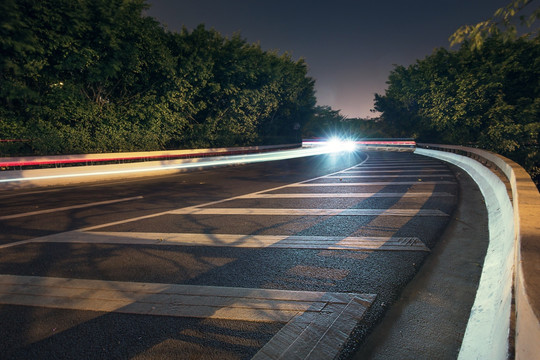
(0, 150), (458, 359)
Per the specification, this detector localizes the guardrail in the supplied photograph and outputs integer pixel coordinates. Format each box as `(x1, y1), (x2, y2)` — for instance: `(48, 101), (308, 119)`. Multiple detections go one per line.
(417, 144), (540, 360)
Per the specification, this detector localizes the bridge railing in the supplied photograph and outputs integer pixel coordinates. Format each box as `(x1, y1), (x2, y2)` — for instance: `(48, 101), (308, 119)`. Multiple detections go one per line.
(417, 143), (540, 360)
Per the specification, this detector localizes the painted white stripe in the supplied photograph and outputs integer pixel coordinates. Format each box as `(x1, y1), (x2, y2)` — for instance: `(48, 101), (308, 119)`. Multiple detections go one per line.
(356, 162), (445, 166)
(292, 181), (455, 186)
(21, 231), (430, 251)
(343, 169), (451, 174)
(254, 294), (376, 360)
(0, 274), (374, 323)
(34, 158), (371, 234)
(354, 165), (448, 170)
(0, 274), (375, 359)
(327, 174), (454, 179)
(169, 208), (448, 217)
(0, 196), (144, 220)
(362, 162), (441, 165)
(238, 192), (453, 199)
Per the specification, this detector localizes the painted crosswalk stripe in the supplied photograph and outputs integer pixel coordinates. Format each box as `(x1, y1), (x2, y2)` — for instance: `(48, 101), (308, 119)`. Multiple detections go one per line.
(292, 181), (455, 186)
(169, 208), (448, 216)
(19, 231), (430, 251)
(354, 165), (447, 169)
(342, 169), (452, 174)
(0, 274), (375, 322)
(356, 162), (446, 165)
(253, 293), (375, 360)
(326, 174), (454, 179)
(238, 192), (453, 199)
(0, 274), (375, 360)
(361, 161), (441, 165)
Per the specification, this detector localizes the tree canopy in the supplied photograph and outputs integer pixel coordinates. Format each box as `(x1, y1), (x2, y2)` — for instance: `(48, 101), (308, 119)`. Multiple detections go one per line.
(0, 0), (316, 155)
(302, 105), (388, 139)
(375, 30), (539, 183)
(450, 0), (539, 49)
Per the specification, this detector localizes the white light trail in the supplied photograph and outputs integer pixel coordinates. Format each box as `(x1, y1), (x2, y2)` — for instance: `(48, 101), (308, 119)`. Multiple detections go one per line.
(0, 146), (352, 184)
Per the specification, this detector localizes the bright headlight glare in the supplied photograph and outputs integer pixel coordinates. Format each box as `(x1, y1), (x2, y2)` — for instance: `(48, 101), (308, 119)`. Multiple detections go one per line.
(324, 137), (356, 152)
(344, 140), (357, 152)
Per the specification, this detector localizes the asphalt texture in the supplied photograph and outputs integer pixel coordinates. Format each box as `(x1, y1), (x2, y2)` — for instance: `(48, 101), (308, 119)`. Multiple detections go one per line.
(0, 150), (468, 359)
(351, 162), (489, 360)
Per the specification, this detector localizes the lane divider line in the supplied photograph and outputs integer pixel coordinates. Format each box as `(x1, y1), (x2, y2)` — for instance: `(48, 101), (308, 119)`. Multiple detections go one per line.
(75, 156), (371, 233)
(0, 196), (144, 221)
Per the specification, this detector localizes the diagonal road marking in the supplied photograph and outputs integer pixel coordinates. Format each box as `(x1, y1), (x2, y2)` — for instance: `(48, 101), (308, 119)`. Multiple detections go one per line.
(0, 196), (143, 220)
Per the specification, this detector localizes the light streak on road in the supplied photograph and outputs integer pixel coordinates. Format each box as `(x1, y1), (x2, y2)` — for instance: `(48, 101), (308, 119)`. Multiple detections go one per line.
(0, 145), (354, 184)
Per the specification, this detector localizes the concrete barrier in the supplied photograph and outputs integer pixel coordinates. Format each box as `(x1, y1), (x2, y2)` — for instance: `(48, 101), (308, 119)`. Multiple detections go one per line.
(417, 144), (540, 360)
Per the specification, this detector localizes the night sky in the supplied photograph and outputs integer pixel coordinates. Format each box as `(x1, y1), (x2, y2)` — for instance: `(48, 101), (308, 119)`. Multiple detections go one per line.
(145, 0), (510, 118)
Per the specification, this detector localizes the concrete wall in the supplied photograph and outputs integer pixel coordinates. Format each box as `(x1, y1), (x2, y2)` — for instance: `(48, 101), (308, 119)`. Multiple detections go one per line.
(417, 144), (540, 360)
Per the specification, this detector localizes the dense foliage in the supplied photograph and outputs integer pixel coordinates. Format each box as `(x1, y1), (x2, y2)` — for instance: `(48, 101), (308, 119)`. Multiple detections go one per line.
(0, 0), (315, 155)
(450, 0), (539, 50)
(374, 34), (540, 183)
(302, 105), (388, 139)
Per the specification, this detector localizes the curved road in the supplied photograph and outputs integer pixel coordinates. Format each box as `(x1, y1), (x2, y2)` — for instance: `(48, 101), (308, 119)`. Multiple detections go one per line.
(0, 150), (458, 359)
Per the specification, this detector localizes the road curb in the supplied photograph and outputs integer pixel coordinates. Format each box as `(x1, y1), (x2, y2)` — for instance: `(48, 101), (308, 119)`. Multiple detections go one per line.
(417, 148), (514, 360)
(352, 158), (489, 359)
(417, 144), (540, 360)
